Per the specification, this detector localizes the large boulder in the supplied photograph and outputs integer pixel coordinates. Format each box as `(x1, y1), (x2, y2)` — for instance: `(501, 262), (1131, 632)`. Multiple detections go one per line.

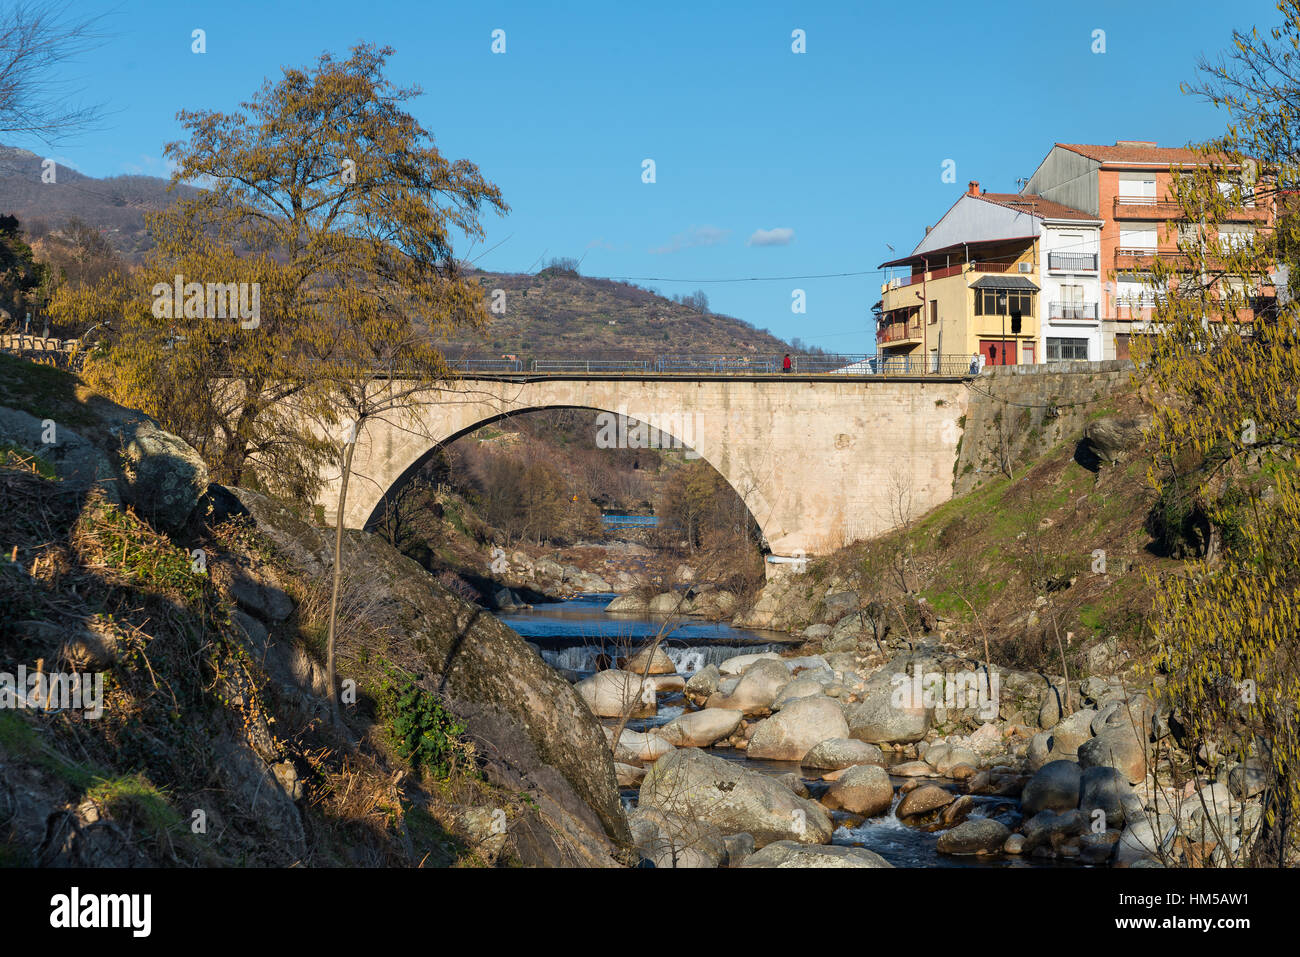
(1084, 414), (1151, 466)
(605, 727), (674, 764)
(1078, 765), (1145, 828)
(802, 738), (885, 771)
(575, 670), (657, 719)
(936, 818), (1010, 855)
(605, 594), (649, 614)
(747, 696), (850, 761)
(639, 748), (833, 848)
(896, 784), (954, 819)
(771, 675), (829, 709)
(116, 419), (210, 535)
(822, 764), (893, 816)
(225, 487), (629, 861)
(846, 688), (931, 744)
(719, 652), (781, 676)
(654, 709), (744, 747)
(1021, 760), (1083, 816)
(1078, 727), (1150, 785)
(741, 841), (892, 868)
(707, 659), (791, 715)
(685, 664), (721, 701)
(1047, 709), (1097, 758)
(624, 644), (676, 676)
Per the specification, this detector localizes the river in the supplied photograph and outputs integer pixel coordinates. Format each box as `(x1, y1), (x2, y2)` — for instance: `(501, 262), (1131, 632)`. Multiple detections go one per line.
(500, 593), (1070, 868)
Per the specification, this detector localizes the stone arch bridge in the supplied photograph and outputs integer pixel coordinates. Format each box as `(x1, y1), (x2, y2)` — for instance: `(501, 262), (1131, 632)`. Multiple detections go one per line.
(315, 371), (972, 564)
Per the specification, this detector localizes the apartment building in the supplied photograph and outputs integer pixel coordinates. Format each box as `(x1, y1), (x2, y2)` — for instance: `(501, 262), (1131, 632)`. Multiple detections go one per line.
(1023, 141), (1274, 358)
(876, 182), (1100, 366)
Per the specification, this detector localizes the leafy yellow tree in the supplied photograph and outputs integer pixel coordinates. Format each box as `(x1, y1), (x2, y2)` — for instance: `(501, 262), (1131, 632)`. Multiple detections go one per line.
(65, 43), (506, 503)
(59, 43), (507, 718)
(1136, 0), (1300, 865)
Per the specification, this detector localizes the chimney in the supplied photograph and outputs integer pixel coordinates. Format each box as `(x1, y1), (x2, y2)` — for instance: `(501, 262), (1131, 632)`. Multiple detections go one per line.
(967, 180), (980, 196)
(925, 226), (932, 235)
(1115, 140), (1157, 148)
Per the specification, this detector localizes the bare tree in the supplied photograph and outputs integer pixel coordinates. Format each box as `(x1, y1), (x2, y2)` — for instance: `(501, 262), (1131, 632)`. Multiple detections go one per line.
(0, 1), (106, 142)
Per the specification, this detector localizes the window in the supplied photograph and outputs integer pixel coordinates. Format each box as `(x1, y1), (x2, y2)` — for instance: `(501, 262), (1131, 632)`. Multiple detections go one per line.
(1118, 174), (1157, 202)
(975, 288), (1034, 317)
(1119, 225), (1157, 251)
(1047, 337), (1089, 360)
(929, 299), (938, 324)
(1218, 225), (1254, 251)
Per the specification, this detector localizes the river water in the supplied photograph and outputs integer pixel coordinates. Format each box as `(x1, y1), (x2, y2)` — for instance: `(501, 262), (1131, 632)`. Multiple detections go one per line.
(500, 593), (1065, 868)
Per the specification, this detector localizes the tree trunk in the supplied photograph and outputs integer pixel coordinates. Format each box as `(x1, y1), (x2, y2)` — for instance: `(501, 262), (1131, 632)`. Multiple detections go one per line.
(326, 437), (356, 724)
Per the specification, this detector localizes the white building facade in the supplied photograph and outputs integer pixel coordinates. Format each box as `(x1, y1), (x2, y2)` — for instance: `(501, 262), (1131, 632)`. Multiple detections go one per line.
(1038, 215), (1104, 362)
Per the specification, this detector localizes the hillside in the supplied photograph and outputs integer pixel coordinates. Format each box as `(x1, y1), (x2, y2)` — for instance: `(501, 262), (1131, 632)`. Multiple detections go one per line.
(0, 146), (200, 262)
(448, 268), (794, 359)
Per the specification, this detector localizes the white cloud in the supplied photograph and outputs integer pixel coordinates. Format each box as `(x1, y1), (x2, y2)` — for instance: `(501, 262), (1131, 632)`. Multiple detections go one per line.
(650, 224), (729, 255)
(747, 227), (795, 247)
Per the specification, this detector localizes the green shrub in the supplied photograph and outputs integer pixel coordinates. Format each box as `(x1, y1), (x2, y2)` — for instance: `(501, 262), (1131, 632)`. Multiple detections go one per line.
(380, 674), (475, 780)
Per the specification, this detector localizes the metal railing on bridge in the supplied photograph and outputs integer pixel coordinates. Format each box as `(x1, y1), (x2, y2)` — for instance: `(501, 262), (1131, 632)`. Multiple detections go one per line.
(442, 353), (978, 377)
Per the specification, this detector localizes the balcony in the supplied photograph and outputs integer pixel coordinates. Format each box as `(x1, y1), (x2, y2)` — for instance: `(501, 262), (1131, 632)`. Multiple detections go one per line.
(1113, 195), (1269, 222)
(1048, 301), (1099, 321)
(877, 320), (923, 345)
(1048, 251), (1098, 272)
(882, 260), (1025, 293)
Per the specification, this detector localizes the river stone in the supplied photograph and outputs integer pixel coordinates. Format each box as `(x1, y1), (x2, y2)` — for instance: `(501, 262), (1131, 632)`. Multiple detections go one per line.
(1022, 760), (1083, 815)
(1080, 830), (1121, 864)
(928, 744), (982, 776)
(605, 593), (649, 613)
(896, 784), (954, 819)
(890, 760), (934, 777)
(719, 652), (781, 676)
(936, 818), (1010, 855)
(605, 727), (675, 764)
(846, 688), (931, 744)
(1116, 816), (1172, 865)
(747, 696), (850, 761)
(685, 664), (721, 699)
(654, 708), (743, 747)
(822, 763), (893, 816)
(707, 659), (791, 715)
(1049, 709), (1098, 757)
(648, 592), (689, 615)
(576, 670), (656, 719)
(784, 655), (830, 673)
(741, 840), (892, 868)
(1096, 694), (1155, 739)
(802, 623), (832, 640)
(802, 738), (885, 771)
(1079, 765), (1145, 828)
(624, 644), (676, 675)
(1078, 727), (1149, 785)
(1038, 686), (1067, 729)
(639, 748), (833, 848)
(772, 675), (828, 709)
(648, 674), (685, 694)
(615, 763), (646, 787)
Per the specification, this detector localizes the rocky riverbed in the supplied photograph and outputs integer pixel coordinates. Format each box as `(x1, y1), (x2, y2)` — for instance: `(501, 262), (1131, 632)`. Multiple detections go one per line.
(526, 596), (1269, 868)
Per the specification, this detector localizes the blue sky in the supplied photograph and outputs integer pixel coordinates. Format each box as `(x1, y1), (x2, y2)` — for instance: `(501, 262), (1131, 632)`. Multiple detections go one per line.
(9, 0), (1282, 350)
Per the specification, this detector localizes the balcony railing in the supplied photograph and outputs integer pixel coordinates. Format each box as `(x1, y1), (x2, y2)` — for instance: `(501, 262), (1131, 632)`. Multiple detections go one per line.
(1113, 196), (1266, 221)
(1047, 251), (1098, 272)
(1048, 301), (1099, 321)
(877, 321), (922, 344)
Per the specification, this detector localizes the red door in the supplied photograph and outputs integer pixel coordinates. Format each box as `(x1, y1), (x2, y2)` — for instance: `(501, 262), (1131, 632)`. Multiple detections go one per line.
(980, 339), (1016, 366)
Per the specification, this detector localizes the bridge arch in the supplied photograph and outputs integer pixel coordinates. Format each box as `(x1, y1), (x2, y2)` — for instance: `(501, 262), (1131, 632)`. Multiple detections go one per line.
(313, 375), (970, 560)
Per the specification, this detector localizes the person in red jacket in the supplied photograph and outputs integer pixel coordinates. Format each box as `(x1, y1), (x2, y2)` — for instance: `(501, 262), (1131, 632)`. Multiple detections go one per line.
(782, 353), (792, 373)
